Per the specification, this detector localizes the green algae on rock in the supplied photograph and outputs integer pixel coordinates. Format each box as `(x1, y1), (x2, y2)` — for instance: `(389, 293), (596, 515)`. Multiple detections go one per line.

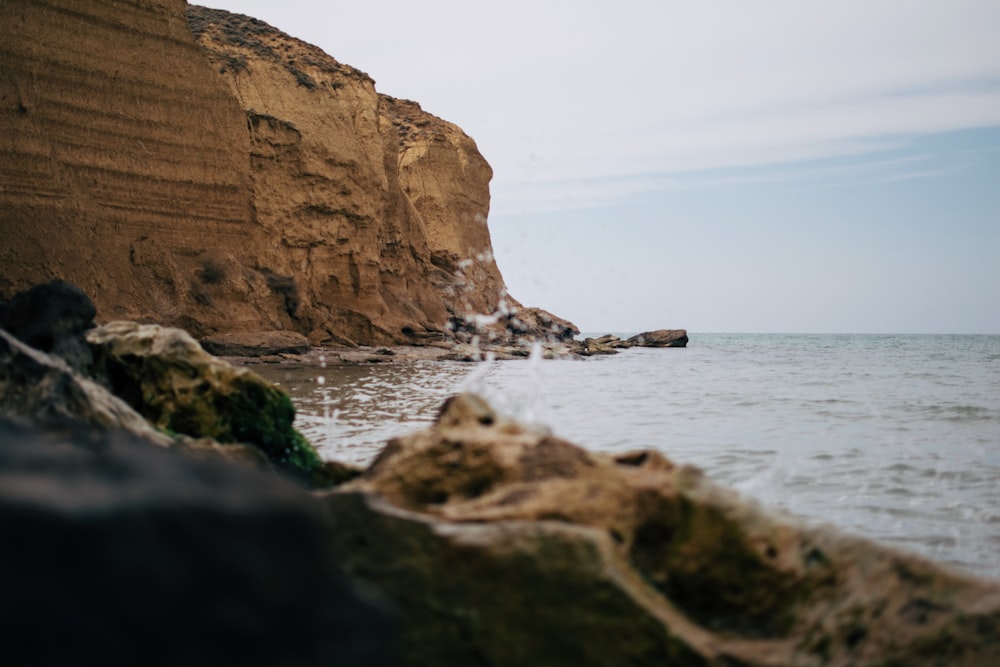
(87, 321), (322, 482)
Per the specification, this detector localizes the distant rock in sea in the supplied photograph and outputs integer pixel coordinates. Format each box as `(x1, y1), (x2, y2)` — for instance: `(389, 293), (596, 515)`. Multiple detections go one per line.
(628, 329), (689, 347)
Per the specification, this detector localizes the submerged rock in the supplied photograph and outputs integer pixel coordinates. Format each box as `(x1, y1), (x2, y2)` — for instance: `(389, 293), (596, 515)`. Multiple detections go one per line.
(0, 417), (399, 666)
(628, 329), (689, 347)
(324, 393), (1000, 667)
(87, 321), (323, 484)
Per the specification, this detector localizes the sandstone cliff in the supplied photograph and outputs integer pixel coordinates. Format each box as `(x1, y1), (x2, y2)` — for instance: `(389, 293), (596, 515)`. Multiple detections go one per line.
(0, 0), (255, 333)
(0, 0), (573, 346)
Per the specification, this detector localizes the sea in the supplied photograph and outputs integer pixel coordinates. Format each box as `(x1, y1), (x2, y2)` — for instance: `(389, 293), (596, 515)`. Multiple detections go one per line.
(254, 333), (1000, 581)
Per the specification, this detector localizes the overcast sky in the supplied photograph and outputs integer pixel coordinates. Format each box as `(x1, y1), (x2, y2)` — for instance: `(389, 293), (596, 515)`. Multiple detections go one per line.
(203, 0), (1000, 333)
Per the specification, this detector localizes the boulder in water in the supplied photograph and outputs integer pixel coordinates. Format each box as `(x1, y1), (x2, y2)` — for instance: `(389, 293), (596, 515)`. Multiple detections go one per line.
(628, 329), (689, 347)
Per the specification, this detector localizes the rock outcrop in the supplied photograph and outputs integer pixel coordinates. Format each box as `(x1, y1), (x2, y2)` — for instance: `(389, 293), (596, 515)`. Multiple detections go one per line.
(0, 0), (573, 347)
(325, 393), (1000, 667)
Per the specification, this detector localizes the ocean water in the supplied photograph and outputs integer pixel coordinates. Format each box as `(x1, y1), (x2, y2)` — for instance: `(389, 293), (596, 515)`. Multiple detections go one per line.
(255, 333), (1000, 580)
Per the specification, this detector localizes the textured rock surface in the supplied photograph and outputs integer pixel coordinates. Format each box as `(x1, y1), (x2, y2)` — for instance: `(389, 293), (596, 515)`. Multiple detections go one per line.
(200, 330), (311, 357)
(325, 394), (1000, 667)
(629, 329), (689, 347)
(0, 329), (171, 446)
(87, 321), (322, 482)
(579, 334), (633, 355)
(0, 416), (399, 667)
(0, 0), (260, 333)
(0, 0), (573, 346)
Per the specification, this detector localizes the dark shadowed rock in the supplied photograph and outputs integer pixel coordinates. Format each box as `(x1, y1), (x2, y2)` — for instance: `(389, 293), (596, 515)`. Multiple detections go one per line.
(201, 330), (311, 357)
(0, 329), (171, 445)
(628, 329), (689, 347)
(0, 280), (96, 371)
(323, 393), (1000, 667)
(0, 417), (399, 667)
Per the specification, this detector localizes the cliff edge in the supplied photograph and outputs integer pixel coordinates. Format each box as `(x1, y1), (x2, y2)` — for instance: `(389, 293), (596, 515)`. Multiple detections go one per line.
(0, 0), (574, 346)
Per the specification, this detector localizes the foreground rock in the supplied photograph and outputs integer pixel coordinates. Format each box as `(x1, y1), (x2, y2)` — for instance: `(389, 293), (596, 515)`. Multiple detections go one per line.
(87, 321), (324, 484)
(628, 328), (689, 347)
(325, 394), (1000, 667)
(0, 329), (171, 446)
(0, 280), (97, 372)
(0, 417), (398, 666)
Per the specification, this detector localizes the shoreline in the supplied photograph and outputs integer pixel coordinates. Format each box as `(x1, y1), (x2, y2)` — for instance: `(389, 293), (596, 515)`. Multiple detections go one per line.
(218, 330), (690, 367)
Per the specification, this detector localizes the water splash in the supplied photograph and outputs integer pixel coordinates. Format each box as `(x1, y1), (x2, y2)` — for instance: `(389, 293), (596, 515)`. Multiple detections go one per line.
(317, 354), (338, 446)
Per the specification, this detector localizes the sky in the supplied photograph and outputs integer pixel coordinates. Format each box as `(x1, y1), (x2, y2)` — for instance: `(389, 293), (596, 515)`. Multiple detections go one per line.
(202, 0), (1000, 333)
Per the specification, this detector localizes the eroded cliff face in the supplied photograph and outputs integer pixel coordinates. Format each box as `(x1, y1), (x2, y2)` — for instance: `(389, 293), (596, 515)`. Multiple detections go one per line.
(0, 0), (268, 334)
(0, 0), (573, 345)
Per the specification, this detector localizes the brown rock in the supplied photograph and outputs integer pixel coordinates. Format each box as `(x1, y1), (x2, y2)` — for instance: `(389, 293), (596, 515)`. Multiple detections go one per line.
(628, 329), (689, 347)
(325, 393), (1000, 666)
(201, 330), (311, 357)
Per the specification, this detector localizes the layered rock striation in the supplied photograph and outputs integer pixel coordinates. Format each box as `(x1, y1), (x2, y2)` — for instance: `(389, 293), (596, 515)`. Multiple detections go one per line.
(0, 0), (572, 347)
(0, 0), (259, 330)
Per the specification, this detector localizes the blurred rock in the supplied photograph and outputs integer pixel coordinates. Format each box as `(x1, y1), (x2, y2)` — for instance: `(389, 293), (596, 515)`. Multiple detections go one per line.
(324, 393), (1000, 667)
(628, 329), (689, 347)
(0, 417), (399, 667)
(0, 279), (96, 372)
(578, 335), (631, 356)
(0, 329), (171, 446)
(87, 321), (324, 484)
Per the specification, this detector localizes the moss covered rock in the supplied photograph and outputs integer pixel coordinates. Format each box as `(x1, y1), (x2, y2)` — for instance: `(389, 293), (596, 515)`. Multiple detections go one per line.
(324, 394), (1000, 666)
(87, 321), (322, 483)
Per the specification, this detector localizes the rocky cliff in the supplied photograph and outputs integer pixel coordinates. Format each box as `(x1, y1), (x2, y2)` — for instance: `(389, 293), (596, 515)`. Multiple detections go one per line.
(0, 0), (571, 346)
